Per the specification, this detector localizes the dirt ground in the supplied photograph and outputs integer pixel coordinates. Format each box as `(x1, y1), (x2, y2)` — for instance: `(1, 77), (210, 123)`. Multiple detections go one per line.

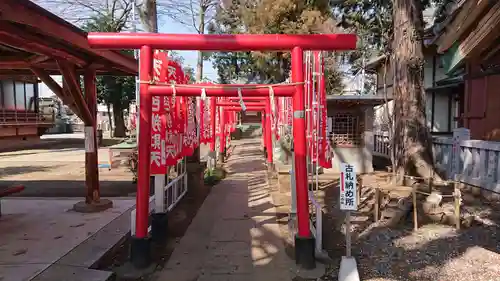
(324, 173), (500, 281)
(272, 171), (500, 281)
(0, 137), (136, 197)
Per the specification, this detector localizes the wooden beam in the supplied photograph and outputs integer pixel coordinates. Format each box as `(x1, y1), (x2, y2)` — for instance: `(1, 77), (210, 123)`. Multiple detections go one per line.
(0, 0), (137, 75)
(56, 60), (93, 125)
(30, 65), (81, 116)
(483, 41), (500, 61)
(0, 74), (38, 83)
(0, 61), (58, 69)
(458, 1), (500, 59)
(28, 55), (50, 64)
(0, 22), (86, 66)
(437, 0), (491, 53)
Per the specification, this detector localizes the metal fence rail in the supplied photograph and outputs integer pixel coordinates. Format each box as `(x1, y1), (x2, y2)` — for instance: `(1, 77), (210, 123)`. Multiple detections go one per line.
(308, 190), (323, 254)
(131, 158), (188, 236)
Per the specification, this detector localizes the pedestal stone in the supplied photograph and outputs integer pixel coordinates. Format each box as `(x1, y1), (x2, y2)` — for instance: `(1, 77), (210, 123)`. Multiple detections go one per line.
(73, 199), (113, 213)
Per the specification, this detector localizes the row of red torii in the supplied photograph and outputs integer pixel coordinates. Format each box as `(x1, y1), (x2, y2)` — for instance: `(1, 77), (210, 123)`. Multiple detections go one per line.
(87, 32), (357, 270)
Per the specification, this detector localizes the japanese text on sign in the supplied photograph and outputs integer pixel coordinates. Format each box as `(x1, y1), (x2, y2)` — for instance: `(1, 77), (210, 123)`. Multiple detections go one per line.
(340, 163), (357, 211)
(150, 95), (166, 174)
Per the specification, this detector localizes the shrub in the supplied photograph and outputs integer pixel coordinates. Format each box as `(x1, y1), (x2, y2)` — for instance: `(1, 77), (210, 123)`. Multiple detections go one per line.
(204, 167), (226, 186)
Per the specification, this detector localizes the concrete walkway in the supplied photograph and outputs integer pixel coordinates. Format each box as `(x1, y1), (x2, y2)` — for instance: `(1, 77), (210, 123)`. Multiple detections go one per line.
(154, 139), (294, 281)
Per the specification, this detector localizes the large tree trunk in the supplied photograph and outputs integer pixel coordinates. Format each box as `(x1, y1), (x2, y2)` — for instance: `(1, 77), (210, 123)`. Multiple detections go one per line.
(392, 0), (442, 184)
(112, 102), (127, 137)
(195, 5), (207, 82)
(106, 103), (114, 137)
(139, 0), (158, 32)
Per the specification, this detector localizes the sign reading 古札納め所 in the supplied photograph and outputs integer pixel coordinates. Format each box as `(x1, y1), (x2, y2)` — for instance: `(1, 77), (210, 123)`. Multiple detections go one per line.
(339, 163), (357, 211)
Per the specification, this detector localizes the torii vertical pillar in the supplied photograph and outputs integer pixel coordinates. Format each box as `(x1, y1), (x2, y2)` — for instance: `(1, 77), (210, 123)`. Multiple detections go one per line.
(292, 46), (315, 269)
(218, 107), (226, 164)
(265, 98), (274, 173)
(130, 45), (153, 268)
(261, 112), (267, 158)
(209, 99), (217, 167)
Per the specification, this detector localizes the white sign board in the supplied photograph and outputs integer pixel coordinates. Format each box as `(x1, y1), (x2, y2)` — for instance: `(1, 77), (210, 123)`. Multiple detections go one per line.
(340, 163), (357, 211)
(84, 126), (95, 153)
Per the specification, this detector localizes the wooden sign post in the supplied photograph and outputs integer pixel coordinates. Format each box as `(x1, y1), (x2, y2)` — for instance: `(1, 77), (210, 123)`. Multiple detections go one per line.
(338, 163), (360, 281)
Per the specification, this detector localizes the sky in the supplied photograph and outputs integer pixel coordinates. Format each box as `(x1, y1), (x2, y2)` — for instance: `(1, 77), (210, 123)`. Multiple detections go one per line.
(157, 17), (218, 81)
(39, 13), (219, 98)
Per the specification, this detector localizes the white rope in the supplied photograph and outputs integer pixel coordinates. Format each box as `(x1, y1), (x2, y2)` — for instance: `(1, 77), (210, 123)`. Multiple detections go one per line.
(171, 84), (176, 102)
(201, 88), (207, 101)
(237, 88), (246, 111)
(269, 86), (276, 115)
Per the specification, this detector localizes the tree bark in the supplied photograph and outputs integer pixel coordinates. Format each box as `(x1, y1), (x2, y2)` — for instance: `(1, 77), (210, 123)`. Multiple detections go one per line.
(196, 5), (207, 82)
(382, 57), (396, 176)
(106, 103), (114, 137)
(112, 102), (127, 137)
(391, 0), (442, 184)
(139, 0), (158, 32)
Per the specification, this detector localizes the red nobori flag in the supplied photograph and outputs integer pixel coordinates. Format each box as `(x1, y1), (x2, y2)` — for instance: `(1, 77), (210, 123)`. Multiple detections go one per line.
(182, 96), (198, 156)
(198, 97), (209, 144)
(150, 95), (167, 175)
(195, 82), (214, 145)
(152, 51), (186, 166)
(150, 51), (169, 174)
(181, 74), (199, 156)
(317, 52), (332, 168)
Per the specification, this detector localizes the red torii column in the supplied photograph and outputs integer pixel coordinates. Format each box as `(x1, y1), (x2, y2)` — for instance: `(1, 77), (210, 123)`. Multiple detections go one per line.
(88, 32), (356, 270)
(228, 97), (270, 158)
(217, 100), (272, 166)
(219, 106), (226, 163)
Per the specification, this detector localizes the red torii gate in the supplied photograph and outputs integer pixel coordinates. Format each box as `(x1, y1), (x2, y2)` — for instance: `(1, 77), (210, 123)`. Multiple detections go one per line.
(215, 100), (267, 162)
(88, 32), (356, 270)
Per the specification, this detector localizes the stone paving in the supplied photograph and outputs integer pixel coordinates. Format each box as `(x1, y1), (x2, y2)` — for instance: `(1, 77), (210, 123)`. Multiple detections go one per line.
(154, 139), (296, 281)
(0, 197), (135, 281)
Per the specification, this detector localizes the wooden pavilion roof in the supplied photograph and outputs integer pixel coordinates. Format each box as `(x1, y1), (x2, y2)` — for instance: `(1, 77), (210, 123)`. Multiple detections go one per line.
(0, 0), (137, 77)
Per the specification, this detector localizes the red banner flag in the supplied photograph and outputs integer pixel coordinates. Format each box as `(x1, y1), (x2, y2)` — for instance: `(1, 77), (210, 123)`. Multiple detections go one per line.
(160, 52), (186, 165)
(317, 52), (332, 168)
(150, 51), (169, 174)
(182, 96), (198, 156)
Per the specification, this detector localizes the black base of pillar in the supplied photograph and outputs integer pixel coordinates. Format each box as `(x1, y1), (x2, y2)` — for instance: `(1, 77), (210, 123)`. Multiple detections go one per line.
(151, 212), (168, 243)
(295, 235), (316, 270)
(130, 236), (151, 269)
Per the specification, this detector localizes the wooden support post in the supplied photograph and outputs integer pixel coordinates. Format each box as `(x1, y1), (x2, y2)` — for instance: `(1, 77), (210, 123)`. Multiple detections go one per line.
(374, 188), (380, 222)
(412, 185), (418, 231)
(84, 68), (99, 204)
(357, 177), (362, 206)
(454, 186), (461, 230)
(429, 178), (433, 194)
(73, 68), (112, 213)
(57, 60), (93, 124)
(30, 66), (81, 117)
(345, 211), (352, 257)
